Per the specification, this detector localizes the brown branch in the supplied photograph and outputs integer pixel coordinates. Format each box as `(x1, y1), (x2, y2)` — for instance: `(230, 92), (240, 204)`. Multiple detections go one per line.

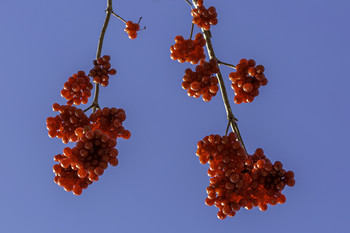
(88, 0), (113, 113)
(185, 0), (193, 7)
(111, 11), (127, 23)
(218, 60), (236, 69)
(191, 0), (247, 154)
(189, 23), (194, 39)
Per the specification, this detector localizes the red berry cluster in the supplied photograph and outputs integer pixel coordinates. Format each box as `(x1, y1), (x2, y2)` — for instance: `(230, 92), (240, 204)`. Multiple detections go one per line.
(182, 59), (219, 102)
(53, 154), (92, 195)
(90, 107), (131, 140)
(229, 59), (268, 104)
(244, 149), (295, 209)
(47, 54), (130, 195)
(191, 0), (218, 30)
(60, 71), (93, 105)
(47, 105), (130, 195)
(46, 103), (90, 143)
(52, 126), (122, 195)
(170, 33), (206, 64)
(196, 133), (295, 219)
(89, 55), (117, 87)
(124, 21), (140, 39)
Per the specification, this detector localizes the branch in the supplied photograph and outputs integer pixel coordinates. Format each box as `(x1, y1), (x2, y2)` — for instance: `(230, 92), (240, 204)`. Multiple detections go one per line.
(191, 0), (247, 154)
(218, 60), (236, 69)
(190, 23), (194, 39)
(111, 11), (127, 23)
(185, 0), (193, 7)
(89, 0), (113, 113)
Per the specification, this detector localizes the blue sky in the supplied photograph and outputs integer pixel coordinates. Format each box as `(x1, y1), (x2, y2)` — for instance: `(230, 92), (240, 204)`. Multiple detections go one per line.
(0, 0), (349, 232)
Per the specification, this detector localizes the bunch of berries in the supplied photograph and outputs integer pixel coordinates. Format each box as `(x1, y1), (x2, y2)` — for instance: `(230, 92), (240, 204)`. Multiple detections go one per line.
(47, 55), (130, 195)
(170, 33), (206, 64)
(124, 21), (140, 39)
(191, 0), (218, 30)
(89, 55), (117, 87)
(53, 154), (92, 195)
(181, 58), (219, 102)
(60, 71), (93, 105)
(52, 126), (120, 195)
(229, 59), (268, 104)
(47, 105), (130, 195)
(243, 148), (295, 210)
(46, 103), (90, 143)
(196, 133), (295, 219)
(90, 107), (131, 140)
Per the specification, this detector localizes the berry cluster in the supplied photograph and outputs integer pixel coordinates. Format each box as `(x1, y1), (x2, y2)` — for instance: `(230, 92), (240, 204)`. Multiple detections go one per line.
(229, 59), (268, 104)
(89, 55), (117, 87)
(48, 106), (130, 194)
(191, 0), (218, 30)
(196, 133), (295, 219)
(124, 21), (140, 39)
(46, 103), (90, 143)
(52, 126), (122, 195)
(90, 107), (131, 140)
(170, 33), (206, 64)
(60, 71), (93, 105)
(47, 55), (130, 195)
(181, 58), (219, 102)
(53, 154), (92, 195)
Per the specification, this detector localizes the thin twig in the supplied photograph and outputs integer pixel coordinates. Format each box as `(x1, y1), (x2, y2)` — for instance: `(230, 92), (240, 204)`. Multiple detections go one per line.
(111, 11), (127, 23)
(218, 60), (236, 69)
(185, 0), (193, 7)
(88, 0), (113, 113)
(190, 23), (194, 39)
(84, 104), (100, 112)
(191, 0), (247, 154)
(225, 120), (230, 136)
(96, 0), (112, 60)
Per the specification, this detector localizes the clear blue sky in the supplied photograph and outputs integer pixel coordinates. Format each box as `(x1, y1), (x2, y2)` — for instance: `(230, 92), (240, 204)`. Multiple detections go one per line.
(1, 0), (349, 232)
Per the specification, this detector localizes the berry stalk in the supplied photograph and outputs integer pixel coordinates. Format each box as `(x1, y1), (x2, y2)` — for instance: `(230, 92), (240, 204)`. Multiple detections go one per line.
(90, 0), (113, 113)
(191, 0), (247, 154)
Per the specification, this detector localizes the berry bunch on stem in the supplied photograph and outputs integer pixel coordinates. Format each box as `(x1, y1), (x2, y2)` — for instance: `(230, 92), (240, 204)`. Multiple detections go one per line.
(60, 71), (93, 105)
(170, 33), (206, 64)
(47, 0), (143, 195)
(182, 58), (219, 102)
(170, 0), (294, 219)
(197, 133), (295, 219)
(229, 59), (268, 104)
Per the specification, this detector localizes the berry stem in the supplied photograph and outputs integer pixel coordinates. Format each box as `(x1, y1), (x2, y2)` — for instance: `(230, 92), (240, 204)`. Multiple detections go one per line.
(185, 0), (193, 7)
(191, 0), (247, 154)
(190, 23), (194, 39)
(89, 0), (113, 113)
(217, 60), (236, 69)
(225, 120), (230, 136)
(111, 11), (127, 23)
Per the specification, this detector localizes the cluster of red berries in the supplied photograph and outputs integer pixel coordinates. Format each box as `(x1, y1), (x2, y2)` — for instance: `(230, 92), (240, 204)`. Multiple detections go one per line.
(181, 58), (219, 102)
(46, 103), (90, 143)
(170, 33), (206, 64)
(124, 21), (140, 39)
(53, 154), (92, 195)
(89, 55), (117, 87)
(47, 104), (131, 195)
(90, 107), (131, 140)
(191, 0), (218, 30)
(60, 71), (93, 105)
(196, 133), (295, 219)
(52, 126), (122, 195)
(229, 59), (268, 104)
(47, 55), (130, 195)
